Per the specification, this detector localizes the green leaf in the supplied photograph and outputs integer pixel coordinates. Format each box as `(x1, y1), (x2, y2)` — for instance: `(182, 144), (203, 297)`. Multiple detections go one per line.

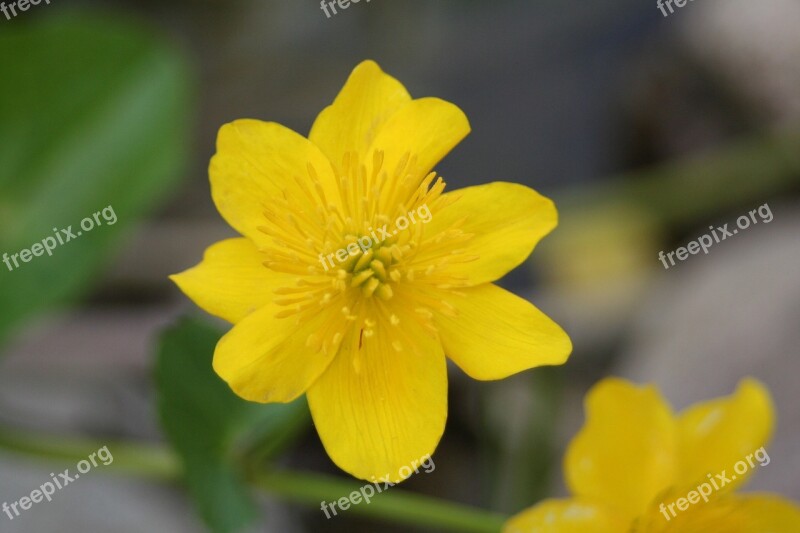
(155, 317), (309, 533)
(0, 14), (192, 347)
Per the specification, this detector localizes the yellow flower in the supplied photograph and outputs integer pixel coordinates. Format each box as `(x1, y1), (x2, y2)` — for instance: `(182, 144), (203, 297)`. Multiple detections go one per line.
(171, 60), (571, 481)
(505, 377), (800, 532)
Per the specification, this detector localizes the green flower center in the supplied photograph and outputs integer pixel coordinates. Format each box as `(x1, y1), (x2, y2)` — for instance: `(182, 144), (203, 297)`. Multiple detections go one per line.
(336, 233), (402, 300)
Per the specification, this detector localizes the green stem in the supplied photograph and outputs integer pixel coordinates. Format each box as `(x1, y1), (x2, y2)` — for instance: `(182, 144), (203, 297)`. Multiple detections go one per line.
(0, 426), (506, 533)
(0, 426), (180, 481)
(561, 129), (800, 228)
(253, 469), (506, 533)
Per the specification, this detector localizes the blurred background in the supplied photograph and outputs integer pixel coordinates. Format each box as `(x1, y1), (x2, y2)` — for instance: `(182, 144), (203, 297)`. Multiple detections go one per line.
(1, 0), (799, 531)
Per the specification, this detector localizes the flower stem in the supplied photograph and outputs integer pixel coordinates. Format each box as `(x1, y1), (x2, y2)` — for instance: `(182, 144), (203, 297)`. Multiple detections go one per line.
(0, 425), (506, 532)
(0, 426), (180, 480)
(252, 469), (507, 532)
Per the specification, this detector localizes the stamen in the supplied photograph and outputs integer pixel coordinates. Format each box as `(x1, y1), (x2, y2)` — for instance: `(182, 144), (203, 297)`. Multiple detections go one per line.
(262, 146), (460, 355)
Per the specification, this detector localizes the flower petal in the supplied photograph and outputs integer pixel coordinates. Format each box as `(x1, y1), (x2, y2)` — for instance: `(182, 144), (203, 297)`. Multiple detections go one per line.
(564, 378), (677, 522)
(666, 494), (800, 532)
(307, 306), (447, 482)
(431, 283), (571, 380)
(210, 119), (338, 244)
(213, 303), (342, 403)
(504, 499), (627, 533)
(731, 495), (800, 532)
(416, 182), (557, 286)
(170, 238), (290, 324)
(309, 60), (411, 170)
(677, 378), (774, 492)
(367, 96), (470, 185)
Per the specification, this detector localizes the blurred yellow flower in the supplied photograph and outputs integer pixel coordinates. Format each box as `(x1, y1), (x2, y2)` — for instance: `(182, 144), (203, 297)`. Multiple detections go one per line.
(505, 378), (800, 532)
(171, 60), (571, 481)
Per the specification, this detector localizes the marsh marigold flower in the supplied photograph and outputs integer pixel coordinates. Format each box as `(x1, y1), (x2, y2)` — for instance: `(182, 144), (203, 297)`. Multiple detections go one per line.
(171, 60), (571, 481)
(505, 377), (800, 532)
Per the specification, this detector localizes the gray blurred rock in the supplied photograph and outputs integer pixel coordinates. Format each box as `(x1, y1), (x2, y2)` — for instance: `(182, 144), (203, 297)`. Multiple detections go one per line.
(681, 0), (800, 128)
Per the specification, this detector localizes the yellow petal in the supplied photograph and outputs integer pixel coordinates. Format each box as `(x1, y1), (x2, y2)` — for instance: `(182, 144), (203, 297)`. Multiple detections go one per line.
(504, 499), (627, 533)
(677, 379), (774, 492)
(661, 494), (800, 532)
(213, 303), (342, 403)
(564, 378), (677, 522)
(309, 59), (411, 170)
(210, 119), (338, 244)
(416, 182), (557, 286)
(307, 306), (447, 482)
(431, 283), (571, 380)
(731, 495), (800, 532)
(366, 96), (470, 184)
(170, 238), (289, 324)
